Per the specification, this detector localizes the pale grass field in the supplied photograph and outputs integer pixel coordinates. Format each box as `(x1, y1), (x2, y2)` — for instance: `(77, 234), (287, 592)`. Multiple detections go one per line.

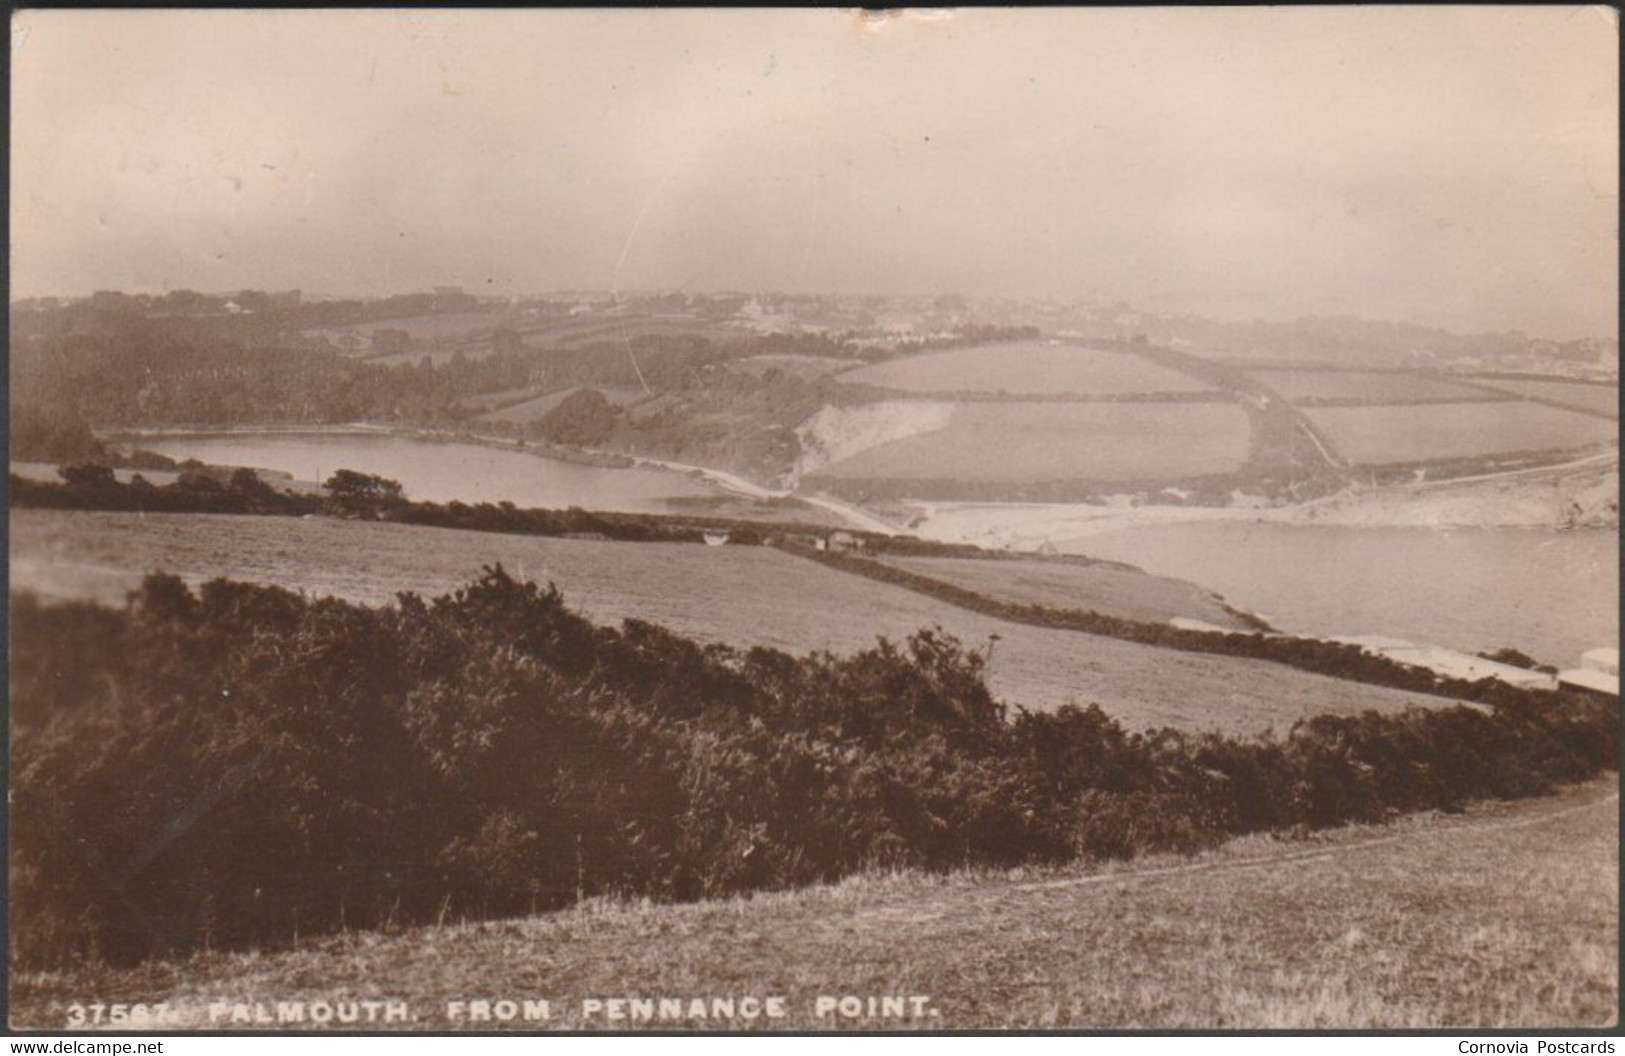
(839, 343), (1213, 395)
(818, 403), (1252, 483)
(1472, 379), (1620, 421)
(1247, 369), (1488, 404)
(12, 778), (1616, 1031)
(1303, 402), (1617, 465)
(9, 509), (1464, 735)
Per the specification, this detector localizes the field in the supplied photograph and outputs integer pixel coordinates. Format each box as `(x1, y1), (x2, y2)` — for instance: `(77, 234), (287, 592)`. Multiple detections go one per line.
(312, 310), (746, 363)
(478, 386), (647, 424)
(13, 777), (1614, 1030)
(534, 314), (744, 349)
(816, 403), (1251, 483)
(1472, 378), (1619, 420)
(1248, 369), (1492, 404)
(1303, 402), (1618, 465)
(838, 342), (1214, 395)
(875, 555), (1252, 630)
(305, 309), (523, 348)
(8, 509), (1464, 735)
(728, 354), (855, 380)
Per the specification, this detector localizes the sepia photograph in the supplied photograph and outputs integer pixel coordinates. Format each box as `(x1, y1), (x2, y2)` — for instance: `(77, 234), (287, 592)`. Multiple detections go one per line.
(6, 6), (1620, 1034)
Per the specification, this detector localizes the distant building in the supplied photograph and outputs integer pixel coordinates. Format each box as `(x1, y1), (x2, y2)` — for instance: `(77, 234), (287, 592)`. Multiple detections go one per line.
(772, 532), (823, 551)
(1169, 617), (1233, 635)
(827, 530), (863, 554)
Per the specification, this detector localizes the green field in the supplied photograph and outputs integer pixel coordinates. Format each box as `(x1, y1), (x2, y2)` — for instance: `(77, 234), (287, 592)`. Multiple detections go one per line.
(14, 777), (1613, 1030)
(876, 554), (1253, 630)
(1249, 369), (1491, 404)
(9, 510), (1461, 735)
(1303, 402), (1618, 465)
(1472, 378), (1619, 420)
(816, 403), (1251, 484)
(839, 342), (1214, 396)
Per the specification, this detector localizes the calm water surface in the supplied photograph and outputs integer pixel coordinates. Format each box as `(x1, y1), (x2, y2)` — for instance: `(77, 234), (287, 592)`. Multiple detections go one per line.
(139, 434), (720, 514)
(1065, 522), (1618, 667)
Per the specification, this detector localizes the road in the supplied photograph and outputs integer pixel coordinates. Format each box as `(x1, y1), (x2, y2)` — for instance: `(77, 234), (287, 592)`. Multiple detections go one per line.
(612, 451), (906, 535)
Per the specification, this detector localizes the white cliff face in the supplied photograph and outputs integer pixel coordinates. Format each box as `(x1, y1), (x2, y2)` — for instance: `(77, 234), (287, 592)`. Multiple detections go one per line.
(791, 401), (955, 485)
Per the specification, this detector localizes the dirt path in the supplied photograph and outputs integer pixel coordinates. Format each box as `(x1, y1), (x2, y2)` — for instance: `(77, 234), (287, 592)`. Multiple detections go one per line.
(1012, 786), (1617, 895)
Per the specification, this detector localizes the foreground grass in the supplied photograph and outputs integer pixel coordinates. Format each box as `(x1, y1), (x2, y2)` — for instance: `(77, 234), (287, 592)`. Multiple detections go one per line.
(13, 777), (1616, 1031)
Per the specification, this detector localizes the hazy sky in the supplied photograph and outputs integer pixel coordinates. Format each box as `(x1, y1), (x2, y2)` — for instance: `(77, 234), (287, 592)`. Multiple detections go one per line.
(10, 7), (1619, 338)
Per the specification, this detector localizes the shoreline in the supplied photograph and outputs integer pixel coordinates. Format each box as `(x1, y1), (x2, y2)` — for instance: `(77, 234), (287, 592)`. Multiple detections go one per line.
(105, 423), (907, 534)
(99, 423), (1618, 545)
(910, 451), (1620, 548)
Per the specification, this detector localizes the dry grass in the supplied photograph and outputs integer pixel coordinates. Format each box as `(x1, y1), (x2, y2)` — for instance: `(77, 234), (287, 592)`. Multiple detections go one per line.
(12, 778), (1615, 1031)
(9, 510), (1463, 734)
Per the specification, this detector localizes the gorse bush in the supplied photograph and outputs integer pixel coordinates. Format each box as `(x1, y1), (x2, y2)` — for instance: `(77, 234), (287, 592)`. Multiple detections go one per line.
(10, 568), (1616, 969)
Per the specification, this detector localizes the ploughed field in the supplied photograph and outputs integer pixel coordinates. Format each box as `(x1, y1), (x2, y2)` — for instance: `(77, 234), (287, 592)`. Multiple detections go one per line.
(1302, 402), (1618, 465)
(14, 777), (1614, 1030)
(837, 342), (1214, 395)
(9, 509), (1465, 735)
(813, 403), (1252, 484)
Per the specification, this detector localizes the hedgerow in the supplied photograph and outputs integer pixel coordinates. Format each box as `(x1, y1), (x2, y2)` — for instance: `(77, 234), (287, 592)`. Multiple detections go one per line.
(10, 568), (1614, 969)
(12, 470), (1562, 702)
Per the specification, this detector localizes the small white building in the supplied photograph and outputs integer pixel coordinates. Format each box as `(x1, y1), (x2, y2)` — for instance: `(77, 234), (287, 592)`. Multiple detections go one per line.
(1559, 648), (1620, 698)
(827, 530), (863, 554)
(1581, 648), (1619, 677)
